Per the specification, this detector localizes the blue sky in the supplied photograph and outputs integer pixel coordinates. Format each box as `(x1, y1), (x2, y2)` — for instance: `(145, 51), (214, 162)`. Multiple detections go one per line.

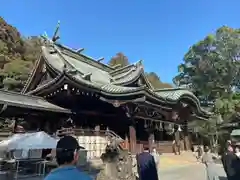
(1, 0), (240, 83)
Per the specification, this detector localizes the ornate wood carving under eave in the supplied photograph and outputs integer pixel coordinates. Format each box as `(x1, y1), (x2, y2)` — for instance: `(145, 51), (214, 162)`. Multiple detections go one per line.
(134, 106), (165, 120)
(99, 96), (146, 108)
(136, 104), (169, 118)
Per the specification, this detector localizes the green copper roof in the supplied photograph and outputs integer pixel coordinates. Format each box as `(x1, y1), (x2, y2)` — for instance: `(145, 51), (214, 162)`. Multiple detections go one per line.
(0, 90), (71, 114)
(154, 88), (197, 101)
(23, 38), (210, 118)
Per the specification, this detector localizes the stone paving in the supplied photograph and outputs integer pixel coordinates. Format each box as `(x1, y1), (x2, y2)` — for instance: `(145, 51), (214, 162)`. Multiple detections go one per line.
(160, 163), (227, 180)
(159, 152), (197, 170)
(24, 164), (227, 180)
(158, 152), (227, 180)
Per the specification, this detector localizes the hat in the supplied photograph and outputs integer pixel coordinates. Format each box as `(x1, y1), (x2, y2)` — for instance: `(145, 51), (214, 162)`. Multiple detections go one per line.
(56, 136), (80, 152)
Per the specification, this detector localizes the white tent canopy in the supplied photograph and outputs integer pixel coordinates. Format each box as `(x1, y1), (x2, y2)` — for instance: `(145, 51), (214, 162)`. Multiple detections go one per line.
(0, 133), (29, 151)
(0, 131), (58, 151)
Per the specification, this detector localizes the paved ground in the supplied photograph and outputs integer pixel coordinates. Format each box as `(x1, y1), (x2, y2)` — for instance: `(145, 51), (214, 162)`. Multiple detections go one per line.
(15, 153), (228, 180)
(160, 163), (227, 180)
(22, 164), (227, 180)
(159, 155), (196, 170)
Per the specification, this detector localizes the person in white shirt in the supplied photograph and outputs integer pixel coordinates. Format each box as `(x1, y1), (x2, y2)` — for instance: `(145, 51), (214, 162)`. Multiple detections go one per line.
(235, 146), (240, 157)
(151, 148), (160, 166)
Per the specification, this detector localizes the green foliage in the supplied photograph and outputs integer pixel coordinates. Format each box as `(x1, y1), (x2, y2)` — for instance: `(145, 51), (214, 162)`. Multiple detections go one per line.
(108, 52), (129, 68)
(0, 17), (41, 91)
(173, 26), (240, 101)
(174, 26), (240, 146)
(145, 72), (173, 89)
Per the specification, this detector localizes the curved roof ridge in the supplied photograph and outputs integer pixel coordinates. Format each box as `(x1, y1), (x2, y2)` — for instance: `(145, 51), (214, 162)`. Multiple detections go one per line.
(55, 43), (114, 72)
(154, 87), (189, 92)
(109, 60), (142, 76)
(112, 66), (144, 85)
(21, 52), (43, 94)
(26, 73), (64, 95)
(113, 64), (143, 80)
(53, 45), (85, 76)
(153, 89), (211, 116)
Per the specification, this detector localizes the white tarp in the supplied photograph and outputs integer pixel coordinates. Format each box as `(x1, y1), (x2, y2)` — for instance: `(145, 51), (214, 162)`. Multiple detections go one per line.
(14, 131), (58, 150)
(0, 131), (58, 151)
(0, 133), (30, 151)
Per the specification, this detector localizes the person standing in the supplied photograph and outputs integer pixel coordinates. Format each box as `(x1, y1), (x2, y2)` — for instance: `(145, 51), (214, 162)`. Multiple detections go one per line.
(151, 148), (160, 179)
(202, 146), (219, 180)
(136, 147), (158, 180)
(44, 136), (91, 180)
(196, 145), (203, 161)
(222, 145), (239, 180)
(151, 148), (160, 167)
(235, 146), (240, 157)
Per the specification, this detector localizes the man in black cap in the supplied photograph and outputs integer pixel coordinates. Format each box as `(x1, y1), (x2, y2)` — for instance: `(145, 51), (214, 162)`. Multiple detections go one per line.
(44, 136), (91, 180)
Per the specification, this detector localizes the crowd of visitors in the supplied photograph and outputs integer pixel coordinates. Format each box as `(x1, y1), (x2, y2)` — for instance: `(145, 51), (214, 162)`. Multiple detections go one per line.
(198, 140), (240, 180)
(43, 136), (160, 180)
(43, 134), (240, 180)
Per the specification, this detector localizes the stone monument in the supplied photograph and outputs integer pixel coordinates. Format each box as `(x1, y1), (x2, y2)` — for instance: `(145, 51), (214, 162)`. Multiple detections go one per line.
(96, 137), (137, 180)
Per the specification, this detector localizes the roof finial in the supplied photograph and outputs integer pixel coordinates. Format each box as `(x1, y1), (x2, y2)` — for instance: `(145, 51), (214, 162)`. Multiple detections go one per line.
(76, 48), (84, 53)
(41, 31), (48, 39)
(52, 20), (60, 42)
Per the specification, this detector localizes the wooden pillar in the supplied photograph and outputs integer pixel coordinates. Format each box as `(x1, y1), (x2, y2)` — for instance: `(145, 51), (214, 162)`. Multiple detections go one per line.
(178, 106), (191, 151)
(183, 125), (190, 151)
(129, 121), (137, 154)
(125, 134), (129, 149)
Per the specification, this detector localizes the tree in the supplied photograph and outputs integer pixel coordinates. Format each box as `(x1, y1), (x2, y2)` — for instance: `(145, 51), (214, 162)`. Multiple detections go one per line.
(108, 52), (130, 67)
(173, 26), (240, 102)
(174, 26), (240, 148)
(0, 17), (41, 91)
(145, 72), (173, 89)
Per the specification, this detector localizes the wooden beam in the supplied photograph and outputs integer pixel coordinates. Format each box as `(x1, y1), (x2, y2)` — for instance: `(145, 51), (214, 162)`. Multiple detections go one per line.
(76, 110), (116, 117)
(135, 115), (182, 125)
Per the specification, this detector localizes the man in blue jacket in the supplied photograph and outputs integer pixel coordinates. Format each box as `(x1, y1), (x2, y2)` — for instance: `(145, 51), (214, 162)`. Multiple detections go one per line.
(44, 136), (91, 180)
(136, 147), (159, 180)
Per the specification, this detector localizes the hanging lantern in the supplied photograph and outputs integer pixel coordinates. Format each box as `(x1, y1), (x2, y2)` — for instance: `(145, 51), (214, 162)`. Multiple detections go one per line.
(164, 123), (169, 130)
(150, 120), (153, 128)
(159, 122), (163, 131)
(165, 123), (174, 135)
(178, 125), (182, 132)
(64, 84), (68, 90)
(172, 111), (179, 121)
(144, 120), (147, 128)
